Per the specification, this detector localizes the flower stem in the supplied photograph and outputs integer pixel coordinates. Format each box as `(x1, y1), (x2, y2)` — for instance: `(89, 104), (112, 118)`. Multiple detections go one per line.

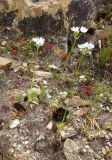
(62, 38), (77, 71)
(77, 53), (85, 73)
(36, 45), (39, 60)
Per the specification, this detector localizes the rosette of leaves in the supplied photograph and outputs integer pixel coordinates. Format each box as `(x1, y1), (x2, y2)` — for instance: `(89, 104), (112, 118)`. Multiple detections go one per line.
(28, 85), (46, 103)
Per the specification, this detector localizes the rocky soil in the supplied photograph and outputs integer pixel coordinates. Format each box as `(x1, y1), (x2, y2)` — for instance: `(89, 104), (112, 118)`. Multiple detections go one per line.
(0, 0), (112, 160)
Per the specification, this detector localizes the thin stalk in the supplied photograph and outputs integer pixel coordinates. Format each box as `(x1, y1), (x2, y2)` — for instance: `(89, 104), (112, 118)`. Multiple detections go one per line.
(62, 38), (77, 71)
(77, 53), (85, 73)
(36, 45), (39, 60)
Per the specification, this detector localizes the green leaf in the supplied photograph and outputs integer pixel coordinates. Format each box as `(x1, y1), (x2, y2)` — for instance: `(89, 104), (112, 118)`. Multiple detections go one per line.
(106, 125), (112, 129)
(57, 123), (65, 132)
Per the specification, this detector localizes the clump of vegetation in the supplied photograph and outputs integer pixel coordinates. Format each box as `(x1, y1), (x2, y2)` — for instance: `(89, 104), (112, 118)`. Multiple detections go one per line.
(100, 34), (112, 64)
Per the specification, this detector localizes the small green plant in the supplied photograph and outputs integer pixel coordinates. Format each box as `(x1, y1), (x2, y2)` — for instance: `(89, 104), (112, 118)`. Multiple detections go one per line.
(100, 34), (112, 64)
(37, 85), (47, 103)
(31, 37), (45, 59)
(57, 123), (65, 133)
(17, 94), (24, 104)
(28, 85), (46, 104)
(93, 80), (112, 98)
(28, 88), (39, 102)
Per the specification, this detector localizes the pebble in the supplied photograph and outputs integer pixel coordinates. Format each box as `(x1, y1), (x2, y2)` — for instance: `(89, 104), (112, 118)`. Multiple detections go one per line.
(1, 41), (7, 46)
(88, 148), (94, 154)
(24, 141), (29, 145)
(105, 106), (110, 111)
(102, 147), (106, 155)
(9, 148), (15, 153)
(47, 93), (52, 99)
(49, 64), (58, 70)
(17, 144), (23, 151)
(9, 119), (20, 129)
(60, 91), (67, 99)
(64, 98), (70, 105)
(22, 62), (27, 67)
(105, 146), (110, 151)
(85, 145), (90, 149)
(43, 80), (47, 85)
(25, 150), (30, 154)
(95, 154), (101, 159)
(82, 148), (86, 153)
(107, 142), (111, 147)
(46, 121), (53, 130)
(12, 143), (18, 148)
(108, 132), (112, 138)
(105, 134), (109, 140)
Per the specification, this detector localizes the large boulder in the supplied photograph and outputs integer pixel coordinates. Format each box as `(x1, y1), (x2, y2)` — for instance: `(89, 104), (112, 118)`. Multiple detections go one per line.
(0, 0), (111, 36)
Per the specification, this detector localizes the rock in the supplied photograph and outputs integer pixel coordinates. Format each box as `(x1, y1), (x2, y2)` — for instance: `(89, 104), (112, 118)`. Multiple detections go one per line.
(33, 70), (52, 78)
(105, 146), (110, 152)
(64, 98), (70, 106)
(85, 145), (90, 149)
(102, 147), (107, 155)
(1, 41), (7, 46)
(24, 141), (29, 145)
(47, 121), (53, 130)
(107, 142), (111, 147)
(71, 96), (91, 108)
(60, 126), (77, 139)
(64, 139), (81, 160)
(0, 0), (100, 37)
(9, 119), (20, 129)
(98, 113), (112, 129)
(60, 91), (68, 99)
(49, 64), (58, 70)
(0, 56), (12, 70)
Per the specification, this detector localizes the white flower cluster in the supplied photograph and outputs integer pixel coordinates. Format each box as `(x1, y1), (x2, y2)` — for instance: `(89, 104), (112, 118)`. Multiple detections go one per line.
(71, 26), (88, 33)
(71, 26), (95, 51)
(32, 37), (45, 46)
(78, 42), (94, 50)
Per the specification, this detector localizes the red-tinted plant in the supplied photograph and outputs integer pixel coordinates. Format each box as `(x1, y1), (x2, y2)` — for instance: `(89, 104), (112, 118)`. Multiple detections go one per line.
(83, 85), (92, 96)
(45, 42), (54, 50)
(10, 49), (17, 56)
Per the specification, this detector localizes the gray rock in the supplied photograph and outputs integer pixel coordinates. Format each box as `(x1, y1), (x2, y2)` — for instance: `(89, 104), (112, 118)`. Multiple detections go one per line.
(64, 139), (81, 160)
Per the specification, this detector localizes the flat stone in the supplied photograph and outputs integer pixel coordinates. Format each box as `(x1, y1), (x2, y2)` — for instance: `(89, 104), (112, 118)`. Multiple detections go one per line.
(71, 96), (91, 108)
(102, 147), (107, 155)
(0, 56), (12, 70)
(64, 139), (81, 160)
(34, 70), (52, 78)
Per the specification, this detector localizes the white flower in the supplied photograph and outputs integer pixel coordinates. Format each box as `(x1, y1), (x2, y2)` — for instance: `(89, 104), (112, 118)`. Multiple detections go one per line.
(78, 42), (94, 50)
(87, 42), (94, 49)
(80, 26), (88, 33)
(32, 37), (45, 46)
(78, 42), (89, 49)
(71, 27), (80, 33)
